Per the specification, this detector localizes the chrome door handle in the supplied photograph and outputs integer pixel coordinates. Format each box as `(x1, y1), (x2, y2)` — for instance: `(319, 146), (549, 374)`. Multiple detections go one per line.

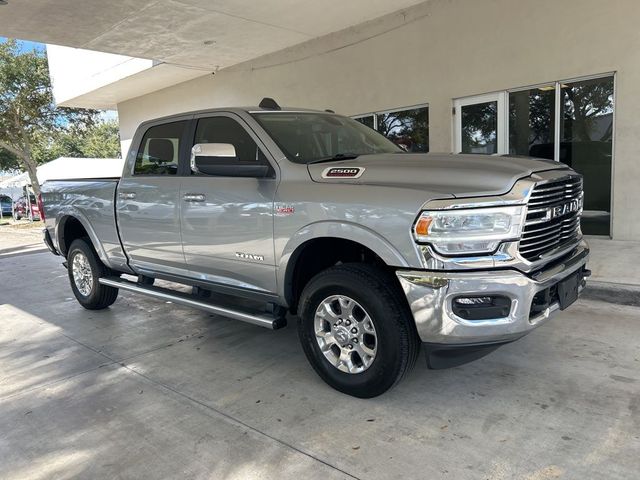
(183, 193), (206, 202)
(119, 191), (136, 200)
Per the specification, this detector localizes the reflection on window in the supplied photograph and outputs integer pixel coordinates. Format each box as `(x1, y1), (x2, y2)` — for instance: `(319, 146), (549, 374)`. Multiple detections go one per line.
(461, 101), (497, 154)
(376, 107), (429, 152)
(354, 115), (375, 129)
(509, 87), (555, 160)
(134, 121), (186, 175)
(560, 76), (614, 235)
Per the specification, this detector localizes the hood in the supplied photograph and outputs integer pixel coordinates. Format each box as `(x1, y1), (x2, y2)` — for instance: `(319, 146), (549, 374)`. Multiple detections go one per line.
(307, 153), (566, 197)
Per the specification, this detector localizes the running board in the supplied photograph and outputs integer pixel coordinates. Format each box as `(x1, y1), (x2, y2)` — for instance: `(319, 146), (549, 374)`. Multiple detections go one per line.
(99, 277), (285, 330)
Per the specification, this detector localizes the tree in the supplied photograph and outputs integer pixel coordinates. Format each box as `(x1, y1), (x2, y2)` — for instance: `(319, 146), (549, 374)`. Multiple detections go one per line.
(0, 39), (100, 196)
(0, 147), (19, 171)
(78, 120), (121, 159)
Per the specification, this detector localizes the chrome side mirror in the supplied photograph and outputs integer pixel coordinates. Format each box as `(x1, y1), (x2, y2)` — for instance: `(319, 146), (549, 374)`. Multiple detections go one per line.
(190, 143), (237, 173)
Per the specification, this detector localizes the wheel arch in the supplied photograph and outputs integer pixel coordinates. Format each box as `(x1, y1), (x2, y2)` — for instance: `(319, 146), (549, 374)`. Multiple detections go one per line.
(278, 221), (410, 312)
(56, 213), (109, 265)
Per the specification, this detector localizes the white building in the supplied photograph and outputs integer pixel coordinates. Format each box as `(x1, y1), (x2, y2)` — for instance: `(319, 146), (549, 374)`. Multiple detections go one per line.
(0, 0), (637, 239)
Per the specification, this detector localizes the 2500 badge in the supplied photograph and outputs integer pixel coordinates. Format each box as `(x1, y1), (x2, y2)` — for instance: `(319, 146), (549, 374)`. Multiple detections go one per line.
(322, 167), (365, 179)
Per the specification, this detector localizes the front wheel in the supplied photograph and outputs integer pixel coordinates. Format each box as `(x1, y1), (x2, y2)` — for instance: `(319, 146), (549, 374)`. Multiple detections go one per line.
(67, 238), (119, 310)
(298, 264), (420, 398)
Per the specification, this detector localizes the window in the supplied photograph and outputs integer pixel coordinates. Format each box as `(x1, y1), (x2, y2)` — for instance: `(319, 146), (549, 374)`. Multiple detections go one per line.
(352, 105), (429, 152)
(252, 112), (400, 164)
(193, 116), (269, 171)
(560, 76), (614, 235)
(376, 107), (429, 153)
(354, 115), (375, 129)
(460, 101), (498, 154)
(134, 121), (186, 175)
(455, 74), (614, 235)
(509, 86), (555, 160)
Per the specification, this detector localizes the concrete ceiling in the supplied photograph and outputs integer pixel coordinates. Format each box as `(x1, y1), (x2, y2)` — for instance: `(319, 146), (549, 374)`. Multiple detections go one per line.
(0, 0), (425, 69)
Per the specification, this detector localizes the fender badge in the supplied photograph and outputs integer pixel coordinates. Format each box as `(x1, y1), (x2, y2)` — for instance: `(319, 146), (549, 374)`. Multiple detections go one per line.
(275, 204), (295, 215)
(321, 167), (365, 179)
(235, 252), (265, 262)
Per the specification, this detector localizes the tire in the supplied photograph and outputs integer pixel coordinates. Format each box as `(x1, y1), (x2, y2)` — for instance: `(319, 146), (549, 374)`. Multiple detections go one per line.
(67, 238), (119, 310)
(298, 263), (420, 398)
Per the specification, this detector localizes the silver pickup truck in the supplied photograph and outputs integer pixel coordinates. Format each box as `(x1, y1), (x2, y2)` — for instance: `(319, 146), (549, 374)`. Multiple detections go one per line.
(42, 99), (590, 398)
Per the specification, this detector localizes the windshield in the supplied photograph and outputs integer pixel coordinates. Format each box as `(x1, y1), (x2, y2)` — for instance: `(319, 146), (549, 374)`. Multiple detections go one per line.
(251, 112), (402, 164)
(0, 196), (11, 206)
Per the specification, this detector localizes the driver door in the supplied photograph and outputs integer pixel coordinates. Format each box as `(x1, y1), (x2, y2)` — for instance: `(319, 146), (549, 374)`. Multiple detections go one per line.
(179, 113), (278, 295)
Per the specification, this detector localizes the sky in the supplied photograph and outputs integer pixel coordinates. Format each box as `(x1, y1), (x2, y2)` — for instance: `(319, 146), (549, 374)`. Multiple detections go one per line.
(0, 37), (45, 53)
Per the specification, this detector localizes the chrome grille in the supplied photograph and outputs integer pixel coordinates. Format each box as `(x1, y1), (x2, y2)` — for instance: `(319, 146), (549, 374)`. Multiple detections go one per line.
(519, 175), (583, 261)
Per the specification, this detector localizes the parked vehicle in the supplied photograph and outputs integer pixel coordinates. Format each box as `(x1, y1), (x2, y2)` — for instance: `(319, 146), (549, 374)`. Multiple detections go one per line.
(0, 195), (12, 217)
(41, 99), (589, 397)
(13, 194), (40, 221)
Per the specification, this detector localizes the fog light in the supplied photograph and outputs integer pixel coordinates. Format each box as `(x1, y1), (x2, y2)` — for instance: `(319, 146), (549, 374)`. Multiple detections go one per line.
(455, 296), (493, 305)
(452, 295), (511, 320)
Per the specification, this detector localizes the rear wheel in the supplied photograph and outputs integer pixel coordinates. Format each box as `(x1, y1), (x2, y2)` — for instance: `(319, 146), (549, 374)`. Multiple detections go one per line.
(67, 238), (119, 310)
(298, 264), (420, 398)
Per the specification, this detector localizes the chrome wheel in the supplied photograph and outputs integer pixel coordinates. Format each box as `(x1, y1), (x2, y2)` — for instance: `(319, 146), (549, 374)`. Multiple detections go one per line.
(314, 295), (378, 374)
(72, 252), (93, 296)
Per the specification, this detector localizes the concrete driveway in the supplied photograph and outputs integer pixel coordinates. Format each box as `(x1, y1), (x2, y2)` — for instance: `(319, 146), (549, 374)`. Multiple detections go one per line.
(0, 238), (638, 479)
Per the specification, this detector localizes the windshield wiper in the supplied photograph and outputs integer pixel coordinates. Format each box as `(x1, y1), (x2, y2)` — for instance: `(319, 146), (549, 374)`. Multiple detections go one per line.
(308, 153), (360, 165)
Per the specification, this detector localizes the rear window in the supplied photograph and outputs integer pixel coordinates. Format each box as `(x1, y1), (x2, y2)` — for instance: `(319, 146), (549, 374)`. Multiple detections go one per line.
(134, 121), (187, 175)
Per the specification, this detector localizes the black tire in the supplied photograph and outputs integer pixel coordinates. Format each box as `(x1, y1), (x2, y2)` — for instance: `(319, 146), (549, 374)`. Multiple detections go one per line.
(67, 238), (119, 310)
(298, 263), (420, 398)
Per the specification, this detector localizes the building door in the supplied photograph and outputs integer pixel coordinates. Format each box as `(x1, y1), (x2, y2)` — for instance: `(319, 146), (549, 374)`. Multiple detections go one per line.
(454, 93), (508, 155)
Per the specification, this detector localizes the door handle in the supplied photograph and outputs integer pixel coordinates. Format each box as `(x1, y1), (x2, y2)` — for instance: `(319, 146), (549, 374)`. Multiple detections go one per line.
(119, 191), (137, 200)
(183, 193), (206, 202)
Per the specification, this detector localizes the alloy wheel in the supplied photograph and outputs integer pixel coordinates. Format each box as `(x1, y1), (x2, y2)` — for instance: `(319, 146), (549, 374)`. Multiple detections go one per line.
(314, 295), (378, 374)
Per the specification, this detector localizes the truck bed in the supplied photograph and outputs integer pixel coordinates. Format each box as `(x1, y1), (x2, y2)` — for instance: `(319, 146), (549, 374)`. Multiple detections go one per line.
(41, 178), (131, 273)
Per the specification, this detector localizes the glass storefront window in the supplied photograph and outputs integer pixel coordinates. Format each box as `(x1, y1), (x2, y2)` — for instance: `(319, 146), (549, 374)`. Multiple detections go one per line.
(376, 107), (429, 152)
(560, 76), (614, 235)
(460, 101), (497, 154)
(509, 87), (555, 160)
(354, 115), (375, 129)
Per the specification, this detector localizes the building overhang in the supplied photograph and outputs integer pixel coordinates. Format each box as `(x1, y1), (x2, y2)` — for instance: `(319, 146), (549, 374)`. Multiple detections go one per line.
(0, 0), (425, 108)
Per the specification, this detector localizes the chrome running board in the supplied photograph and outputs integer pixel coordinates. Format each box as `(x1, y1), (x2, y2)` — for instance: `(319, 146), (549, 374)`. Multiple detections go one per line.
(99, 277), (285, 330)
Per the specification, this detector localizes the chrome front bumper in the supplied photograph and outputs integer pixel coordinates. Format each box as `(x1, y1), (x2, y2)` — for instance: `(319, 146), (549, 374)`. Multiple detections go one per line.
(396, 240), (589, 344)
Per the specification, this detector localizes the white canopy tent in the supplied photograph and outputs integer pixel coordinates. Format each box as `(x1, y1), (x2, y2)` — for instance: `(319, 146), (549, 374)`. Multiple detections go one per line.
(0, 157), (124, 200)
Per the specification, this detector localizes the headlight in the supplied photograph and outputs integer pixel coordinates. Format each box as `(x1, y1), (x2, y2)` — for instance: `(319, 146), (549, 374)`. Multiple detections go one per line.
(413, 206), (526, 255)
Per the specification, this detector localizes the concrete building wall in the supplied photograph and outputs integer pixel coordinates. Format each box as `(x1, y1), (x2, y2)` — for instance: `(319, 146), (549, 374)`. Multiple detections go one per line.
(117, 0), (640, 240)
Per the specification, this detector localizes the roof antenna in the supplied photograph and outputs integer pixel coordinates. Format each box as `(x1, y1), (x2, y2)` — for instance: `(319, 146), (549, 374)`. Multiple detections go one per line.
(259, 97), (281, 110)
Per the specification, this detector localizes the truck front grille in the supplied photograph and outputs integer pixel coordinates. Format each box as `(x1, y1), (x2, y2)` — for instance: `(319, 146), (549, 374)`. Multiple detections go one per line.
(519, 175), (583, 262)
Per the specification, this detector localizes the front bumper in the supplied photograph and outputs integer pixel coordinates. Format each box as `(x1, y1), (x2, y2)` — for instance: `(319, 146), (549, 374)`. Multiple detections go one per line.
(396, 240), (589, 345)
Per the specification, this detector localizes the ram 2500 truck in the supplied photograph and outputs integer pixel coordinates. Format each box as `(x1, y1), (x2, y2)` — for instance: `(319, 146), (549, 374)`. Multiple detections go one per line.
(42, 99), (590, 398)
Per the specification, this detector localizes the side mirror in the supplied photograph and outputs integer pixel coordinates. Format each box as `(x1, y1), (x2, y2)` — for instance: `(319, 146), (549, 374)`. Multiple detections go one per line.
(190, 143), (271, 178)
(191, 143), (236, 173)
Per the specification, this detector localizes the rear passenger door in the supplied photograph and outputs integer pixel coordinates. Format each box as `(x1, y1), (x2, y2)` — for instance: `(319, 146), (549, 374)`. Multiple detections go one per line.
(116, 119), (189, 276)
(179, 113), (278, 295)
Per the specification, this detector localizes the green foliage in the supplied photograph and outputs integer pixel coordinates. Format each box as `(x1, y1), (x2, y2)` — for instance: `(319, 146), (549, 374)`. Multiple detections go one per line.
(80, 120), (121, 159)
(0, 147), (19, 171)
(30, 120), (121, 165)
(0, 39), (119, 193)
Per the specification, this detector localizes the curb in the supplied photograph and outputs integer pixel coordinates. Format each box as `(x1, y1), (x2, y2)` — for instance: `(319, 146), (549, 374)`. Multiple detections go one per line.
(582, 281), (640, 307)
